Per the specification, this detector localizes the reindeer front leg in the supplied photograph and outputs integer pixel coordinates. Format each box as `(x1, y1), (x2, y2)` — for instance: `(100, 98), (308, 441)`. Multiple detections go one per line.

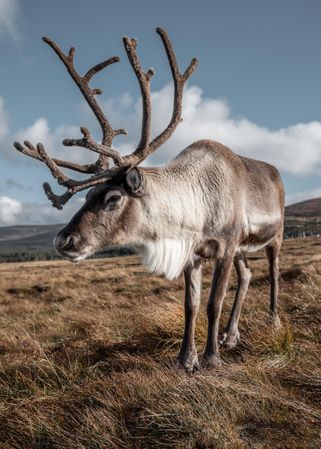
(177, 259), (202, 373)
(203, 246), (236, 367)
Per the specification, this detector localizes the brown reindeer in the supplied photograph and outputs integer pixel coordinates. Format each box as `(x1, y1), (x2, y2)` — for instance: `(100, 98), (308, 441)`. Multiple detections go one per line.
(14, 28), (284, 372)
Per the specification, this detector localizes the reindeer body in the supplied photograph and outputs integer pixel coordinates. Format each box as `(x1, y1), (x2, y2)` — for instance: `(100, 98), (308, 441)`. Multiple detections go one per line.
(15, 28), (285, 372)
(134, 139), (284, 280)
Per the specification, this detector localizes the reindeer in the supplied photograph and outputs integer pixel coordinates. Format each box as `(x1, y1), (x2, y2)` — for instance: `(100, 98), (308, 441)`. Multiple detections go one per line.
(14, 28), (284, 372)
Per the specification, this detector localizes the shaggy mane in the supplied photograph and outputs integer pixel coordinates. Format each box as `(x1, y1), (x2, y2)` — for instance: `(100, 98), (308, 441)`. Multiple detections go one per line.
(139, 238), (195, 280)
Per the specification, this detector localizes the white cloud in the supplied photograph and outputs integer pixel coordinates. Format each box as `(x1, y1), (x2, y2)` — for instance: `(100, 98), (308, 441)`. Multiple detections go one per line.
(7, 83), (321, 176)
(0, 0), (21, 44)
(15, 118), (53, 148)
(105, 83), (321, 175)
(0, 196), (22, 224)
(0, 195), (84, 226)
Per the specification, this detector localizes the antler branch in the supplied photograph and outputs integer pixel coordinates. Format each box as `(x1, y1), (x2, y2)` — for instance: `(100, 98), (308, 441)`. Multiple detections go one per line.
(123, 36), (155, 153)
(122, 27), (198, 166)
(14, 141), (97, 174)
(42, 165), (124, 209)
(145, 27), (198, 153)
(15, 138), (127, 209)
(42, 37), (119, 144)
(14, 28), (198, 209)
(43, 36), (125, 170)
(63, 127), (125, 167)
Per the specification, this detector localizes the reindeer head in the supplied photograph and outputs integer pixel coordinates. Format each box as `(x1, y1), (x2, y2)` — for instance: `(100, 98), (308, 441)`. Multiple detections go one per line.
(53, 168), (146, 262)
(14, 28), (198, 261)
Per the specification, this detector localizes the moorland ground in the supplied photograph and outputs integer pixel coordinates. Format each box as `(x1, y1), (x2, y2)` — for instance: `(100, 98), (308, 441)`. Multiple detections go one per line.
(0, 237), (320, 448)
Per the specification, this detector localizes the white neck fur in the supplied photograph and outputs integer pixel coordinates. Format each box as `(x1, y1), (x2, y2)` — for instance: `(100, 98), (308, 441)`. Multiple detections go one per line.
(139, 238), (195, 280)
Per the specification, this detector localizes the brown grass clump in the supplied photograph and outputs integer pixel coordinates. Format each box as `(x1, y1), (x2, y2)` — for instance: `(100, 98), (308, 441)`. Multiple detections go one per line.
(0, 237), (320, 448)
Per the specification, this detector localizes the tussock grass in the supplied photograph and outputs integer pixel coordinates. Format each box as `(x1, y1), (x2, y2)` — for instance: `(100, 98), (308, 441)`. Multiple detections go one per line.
(0, 237), (321, 448)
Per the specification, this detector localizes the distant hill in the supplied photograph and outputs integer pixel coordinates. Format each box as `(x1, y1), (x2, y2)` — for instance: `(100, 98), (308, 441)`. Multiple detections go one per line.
(0, 223), (135, 262)
(285, 197), (321, 217)
(0, 224), (63, 249)
(284, 198), (321, 239)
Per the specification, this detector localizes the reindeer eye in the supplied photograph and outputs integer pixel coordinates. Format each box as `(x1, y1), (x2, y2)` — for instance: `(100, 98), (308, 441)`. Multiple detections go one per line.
(104, 193), (122, 210)
(109, 195), (121, 203)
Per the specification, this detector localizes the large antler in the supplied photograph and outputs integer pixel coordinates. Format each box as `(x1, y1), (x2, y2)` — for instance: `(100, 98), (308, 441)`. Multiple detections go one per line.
(14, 28), (198, 209)
(121, 28), (198, 166)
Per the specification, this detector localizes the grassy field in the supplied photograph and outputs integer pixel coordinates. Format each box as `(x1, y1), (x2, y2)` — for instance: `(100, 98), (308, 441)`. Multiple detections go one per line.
(0, 237), (320, 448)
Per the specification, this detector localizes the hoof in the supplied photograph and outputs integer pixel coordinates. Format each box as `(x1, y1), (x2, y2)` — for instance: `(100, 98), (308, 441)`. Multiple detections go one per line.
(220, 329), (240, 349)
(202, 353), (222, 369)
(177, 352), (200, 373)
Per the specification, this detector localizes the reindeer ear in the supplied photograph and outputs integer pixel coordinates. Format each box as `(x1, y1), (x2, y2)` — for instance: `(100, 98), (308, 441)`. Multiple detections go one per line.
(125, 168), (144, 196)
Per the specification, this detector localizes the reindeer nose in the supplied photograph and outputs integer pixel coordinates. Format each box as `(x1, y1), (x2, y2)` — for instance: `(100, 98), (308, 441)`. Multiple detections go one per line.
(55, 234), (75, 253)
(61, 235), (75, 251)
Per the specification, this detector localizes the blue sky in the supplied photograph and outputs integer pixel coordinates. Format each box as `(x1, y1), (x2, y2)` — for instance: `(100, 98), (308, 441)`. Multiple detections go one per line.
(1, 0), (321, 224)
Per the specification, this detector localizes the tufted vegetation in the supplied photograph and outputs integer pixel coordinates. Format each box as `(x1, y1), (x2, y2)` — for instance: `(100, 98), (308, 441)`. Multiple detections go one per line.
(0, 237), (320, 448)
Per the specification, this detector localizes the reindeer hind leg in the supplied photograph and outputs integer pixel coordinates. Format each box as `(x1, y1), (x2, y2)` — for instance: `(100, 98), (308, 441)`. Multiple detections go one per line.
(265, 238), (282, 328)
(220, 252), (251, 349)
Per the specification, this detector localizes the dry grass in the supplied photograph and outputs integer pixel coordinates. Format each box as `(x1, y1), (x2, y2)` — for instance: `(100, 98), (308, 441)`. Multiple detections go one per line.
(0, 237), (321, 448)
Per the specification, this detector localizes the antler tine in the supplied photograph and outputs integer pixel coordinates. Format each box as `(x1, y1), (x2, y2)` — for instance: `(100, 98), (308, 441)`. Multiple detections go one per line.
(14, 135), (129, 209)
(43, 183), (73, 210)
(42, 36), (117, 144)
(63, 127), (126, 167)
(122, 28), (198, 166)
(42, 164), (124, 209)
(13, 141), (98, 174)
(83, 57), (119, 84)
(149, 27), (198, 152)
(43, 36), (126, 170)
(36, 142), (124, 190)
(122, 36), (155, 157)
(24, 141), (125, 209)
(36, 143), (71, 185)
